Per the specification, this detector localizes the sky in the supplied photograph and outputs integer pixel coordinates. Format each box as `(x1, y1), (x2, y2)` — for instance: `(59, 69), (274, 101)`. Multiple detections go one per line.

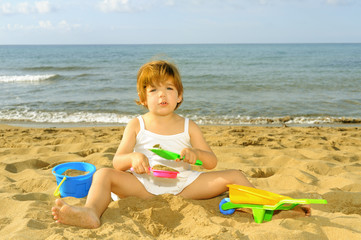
(0, 0), (360, 44)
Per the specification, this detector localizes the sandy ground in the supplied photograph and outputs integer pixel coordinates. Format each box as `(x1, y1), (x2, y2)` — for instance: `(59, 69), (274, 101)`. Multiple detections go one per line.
(1, 124), (360, 239)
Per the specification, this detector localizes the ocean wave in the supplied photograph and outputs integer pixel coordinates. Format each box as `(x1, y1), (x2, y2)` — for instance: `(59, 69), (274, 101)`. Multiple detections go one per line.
(0, 74), (58, 83)
(1, 109), (360, 126)
(0, 109), (136, 124)
(189, 115), (361, 125)
(22, 66), (96, 71)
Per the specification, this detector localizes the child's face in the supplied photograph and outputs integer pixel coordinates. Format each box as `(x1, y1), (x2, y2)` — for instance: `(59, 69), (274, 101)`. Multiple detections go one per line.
(143, 77), (182, 115)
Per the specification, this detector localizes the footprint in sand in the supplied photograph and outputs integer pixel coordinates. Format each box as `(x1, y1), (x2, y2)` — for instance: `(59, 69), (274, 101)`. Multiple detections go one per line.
(4, 159), (49, 173)
(12, 192), (51, 202)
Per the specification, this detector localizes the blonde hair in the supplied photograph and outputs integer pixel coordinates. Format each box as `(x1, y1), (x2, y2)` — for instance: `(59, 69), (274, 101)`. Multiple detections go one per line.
(136, 60), (183, 110)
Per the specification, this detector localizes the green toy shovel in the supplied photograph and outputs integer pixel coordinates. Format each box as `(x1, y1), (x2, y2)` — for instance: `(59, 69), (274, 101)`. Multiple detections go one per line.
(149, 148), (203, 166)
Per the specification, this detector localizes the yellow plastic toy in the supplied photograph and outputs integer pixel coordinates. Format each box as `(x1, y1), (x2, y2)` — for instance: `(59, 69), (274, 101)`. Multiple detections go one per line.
(219, 184), (327, 223)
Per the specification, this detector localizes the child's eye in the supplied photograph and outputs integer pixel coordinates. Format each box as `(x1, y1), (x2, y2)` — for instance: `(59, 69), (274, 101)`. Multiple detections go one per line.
(149, 88), (156, 92)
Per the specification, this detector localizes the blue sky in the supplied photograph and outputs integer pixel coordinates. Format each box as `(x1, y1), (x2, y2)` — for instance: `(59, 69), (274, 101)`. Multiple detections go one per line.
(0, 0), (360, 44)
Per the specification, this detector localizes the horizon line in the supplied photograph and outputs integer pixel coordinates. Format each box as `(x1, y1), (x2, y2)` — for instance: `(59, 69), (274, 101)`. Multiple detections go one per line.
(1, 42), (361, 46)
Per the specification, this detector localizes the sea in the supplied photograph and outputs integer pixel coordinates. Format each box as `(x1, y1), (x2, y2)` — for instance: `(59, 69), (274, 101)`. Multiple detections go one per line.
(1, 44), (360, 127)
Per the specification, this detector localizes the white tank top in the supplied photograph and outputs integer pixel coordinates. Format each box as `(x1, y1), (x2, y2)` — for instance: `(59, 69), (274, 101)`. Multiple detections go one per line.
(132, 116), (202, 195)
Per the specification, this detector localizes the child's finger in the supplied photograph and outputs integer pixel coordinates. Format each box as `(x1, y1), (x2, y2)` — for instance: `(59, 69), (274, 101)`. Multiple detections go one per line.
(182, 152), (188, 162)
(142, 162), (150, 174)
(190, 155), (196, 164)
(180, 149), (186, 159)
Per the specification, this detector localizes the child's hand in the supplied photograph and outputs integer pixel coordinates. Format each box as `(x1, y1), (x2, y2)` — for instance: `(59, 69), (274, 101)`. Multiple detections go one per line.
(131, 152), (150, 174)
(179, 148), (198, 165)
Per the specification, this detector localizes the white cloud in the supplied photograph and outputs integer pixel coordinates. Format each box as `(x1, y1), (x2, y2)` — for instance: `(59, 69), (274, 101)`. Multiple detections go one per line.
(0, 1), (51, 15)
(326, 0), (341, 4)
(326, 0), (355, 4)
(38, 20), (52, 29)
(17, 2), (30, 14)
(164, 0), (175, 6)
(4, 20), (53, 30)
(0, 2), (12, 14)
(98, 0), (132, 12)
(6, 23), (26, 30)
(35, 1), (51, 13)
(3, 20), (81, 32)
(323, 0), (358, 6)
(58, 20), (70, 30)
(58, 20), (81, 31)
(98, 0), (157, 13)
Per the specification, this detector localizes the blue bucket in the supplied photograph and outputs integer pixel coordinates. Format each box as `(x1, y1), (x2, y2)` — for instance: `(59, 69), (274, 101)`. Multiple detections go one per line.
(52, 162), (96, 198)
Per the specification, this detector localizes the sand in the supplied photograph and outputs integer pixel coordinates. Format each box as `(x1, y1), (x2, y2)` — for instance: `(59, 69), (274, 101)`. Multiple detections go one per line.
(0, 124), (361, 239)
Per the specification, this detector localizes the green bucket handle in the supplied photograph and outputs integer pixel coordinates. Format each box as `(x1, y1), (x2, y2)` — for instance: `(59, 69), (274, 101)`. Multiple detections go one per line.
(53, 176), (67, 197)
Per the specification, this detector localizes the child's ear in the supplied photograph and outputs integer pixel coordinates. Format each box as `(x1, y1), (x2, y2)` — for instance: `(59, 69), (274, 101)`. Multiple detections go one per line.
(138, 93), (147, 107)
(177, 94), (183, 103)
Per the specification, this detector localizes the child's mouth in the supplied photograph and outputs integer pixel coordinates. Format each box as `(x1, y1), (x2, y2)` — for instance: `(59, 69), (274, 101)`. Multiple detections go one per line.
(160, 101), (168, 106)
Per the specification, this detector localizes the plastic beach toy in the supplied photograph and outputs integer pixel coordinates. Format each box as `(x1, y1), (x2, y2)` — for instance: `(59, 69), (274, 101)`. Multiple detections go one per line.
(52, 162), (96, 198)
(149, 148), (203, 166)
(131, 167), (179, 179)
(151, 168), (179, 178)
(219, 184), (328, 223)
(228, 184), (292, 205)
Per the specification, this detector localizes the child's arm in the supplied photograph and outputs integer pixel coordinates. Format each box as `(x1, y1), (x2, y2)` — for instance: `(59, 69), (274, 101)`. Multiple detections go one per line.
(181, 120), (217, 170)
(112, 118), (150, 174)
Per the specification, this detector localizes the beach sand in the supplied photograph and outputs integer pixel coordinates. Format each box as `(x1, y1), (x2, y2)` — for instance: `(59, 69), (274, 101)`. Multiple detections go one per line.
(0, 124), (360, 239)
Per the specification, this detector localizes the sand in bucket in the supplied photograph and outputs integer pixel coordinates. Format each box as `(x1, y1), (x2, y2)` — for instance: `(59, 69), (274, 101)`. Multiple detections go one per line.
(152, 164), (179, 172)
(52, 162), (96, 198)
(63, 169), (89, 177)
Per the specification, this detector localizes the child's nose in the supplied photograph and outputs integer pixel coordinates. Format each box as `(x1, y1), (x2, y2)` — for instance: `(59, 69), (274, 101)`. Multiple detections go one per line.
(158, 89), (166, 97)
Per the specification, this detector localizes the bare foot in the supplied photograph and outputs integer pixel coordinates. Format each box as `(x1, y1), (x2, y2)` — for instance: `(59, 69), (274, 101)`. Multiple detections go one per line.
(51, 199), (101, 229)
(294, 204), (311, 216)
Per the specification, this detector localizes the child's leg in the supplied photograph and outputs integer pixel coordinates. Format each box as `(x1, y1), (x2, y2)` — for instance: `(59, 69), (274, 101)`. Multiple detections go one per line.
(51, 168), (154, 228)
(179, 169), (254, 199)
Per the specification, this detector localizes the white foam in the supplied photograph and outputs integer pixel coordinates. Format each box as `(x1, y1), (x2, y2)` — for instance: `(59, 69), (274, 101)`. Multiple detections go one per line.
(189, 115), (361, 125)
(1, 109), (360, 125)
(0, 109), (135, 124)
(0, 74), (57, 83)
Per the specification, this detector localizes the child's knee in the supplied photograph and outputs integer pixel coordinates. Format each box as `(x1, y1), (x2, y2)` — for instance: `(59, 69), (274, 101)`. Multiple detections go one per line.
(93, 168), (114, 180)
(228, 169), (243, 176)
(227, 169), (248, 181)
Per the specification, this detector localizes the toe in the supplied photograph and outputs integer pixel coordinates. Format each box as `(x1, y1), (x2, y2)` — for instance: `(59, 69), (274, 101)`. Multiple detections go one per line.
(302, 204), (311, 216)
(305, 208), (312, 216)
(55, 198), (65, 207)
(51, 206), (59, 217)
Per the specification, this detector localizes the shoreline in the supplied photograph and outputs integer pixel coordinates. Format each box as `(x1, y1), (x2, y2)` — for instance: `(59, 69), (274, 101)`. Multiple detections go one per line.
(2, 121), (361, 129)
